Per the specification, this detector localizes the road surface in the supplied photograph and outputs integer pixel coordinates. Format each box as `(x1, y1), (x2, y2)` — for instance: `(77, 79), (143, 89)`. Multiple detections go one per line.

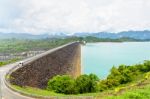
(0, 62), (33, 99)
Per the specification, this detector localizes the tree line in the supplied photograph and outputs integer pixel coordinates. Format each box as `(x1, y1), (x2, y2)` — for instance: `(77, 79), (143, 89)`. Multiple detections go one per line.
(46, 60), (150, 94)
(0, 36), (142, 54)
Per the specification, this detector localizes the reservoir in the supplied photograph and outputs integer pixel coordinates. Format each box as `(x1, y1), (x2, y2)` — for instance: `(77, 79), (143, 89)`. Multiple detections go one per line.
(82, 42), (150, 79)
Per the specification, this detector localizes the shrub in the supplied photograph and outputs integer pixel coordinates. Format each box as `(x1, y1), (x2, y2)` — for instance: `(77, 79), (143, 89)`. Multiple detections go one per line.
(75, 74), (91, 93)
(75, 74), (99, 93)
(47, 60), (150, 94)
(47, 74), (99, 94)
(47, 75), (76, 94)
(99, 65), (135, 91)
(89, 74), (99, 92)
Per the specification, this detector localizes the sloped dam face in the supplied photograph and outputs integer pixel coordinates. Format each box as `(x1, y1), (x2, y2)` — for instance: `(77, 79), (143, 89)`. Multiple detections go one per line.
(10, 42), (81, 89)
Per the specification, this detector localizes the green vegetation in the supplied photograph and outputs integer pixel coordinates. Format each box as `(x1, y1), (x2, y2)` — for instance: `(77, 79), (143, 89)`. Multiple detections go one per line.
(104, 72), (150, 99)
(11, 85), (64, 96)
(10, 60), (150, 98)
(0, 58), (20, 67)
(46, 60), (150, 95)
(75, 74), (99, 93)
(11, 85), (99, 98)
(47, 75), (77, 94)
(0, 37), (142, 53)
(11, 73), (150, 98)
(99, 60), (150, 91)
(0, 37), (79, 53)
(47, 74), (99, 94)
(81, 36), (140, 42)
(107, 85), (150, 99)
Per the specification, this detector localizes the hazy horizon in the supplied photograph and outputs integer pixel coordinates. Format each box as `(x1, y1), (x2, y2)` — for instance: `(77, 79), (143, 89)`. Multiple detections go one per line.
(1, 30), (150, 36)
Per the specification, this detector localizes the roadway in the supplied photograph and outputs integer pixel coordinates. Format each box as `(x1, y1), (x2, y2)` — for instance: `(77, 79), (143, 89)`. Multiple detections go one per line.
(0, 62), (33, 99)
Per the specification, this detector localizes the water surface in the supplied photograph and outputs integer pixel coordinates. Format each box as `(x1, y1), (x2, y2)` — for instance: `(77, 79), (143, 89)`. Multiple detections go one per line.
(82, 42), (150, 79)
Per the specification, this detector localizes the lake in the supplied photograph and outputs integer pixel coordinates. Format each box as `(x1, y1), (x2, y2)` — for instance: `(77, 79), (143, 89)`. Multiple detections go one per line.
(81, 42), (150, 79)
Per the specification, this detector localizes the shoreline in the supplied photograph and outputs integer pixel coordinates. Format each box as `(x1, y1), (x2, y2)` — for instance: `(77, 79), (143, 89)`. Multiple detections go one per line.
(86, 41), (150, 44)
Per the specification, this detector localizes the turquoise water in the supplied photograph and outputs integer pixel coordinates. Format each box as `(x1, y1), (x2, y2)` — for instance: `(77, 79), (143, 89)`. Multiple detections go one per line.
(81, 42), (150, 79)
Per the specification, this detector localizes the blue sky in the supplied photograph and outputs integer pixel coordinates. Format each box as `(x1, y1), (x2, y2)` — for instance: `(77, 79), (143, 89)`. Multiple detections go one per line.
(0, 0), (150, 34)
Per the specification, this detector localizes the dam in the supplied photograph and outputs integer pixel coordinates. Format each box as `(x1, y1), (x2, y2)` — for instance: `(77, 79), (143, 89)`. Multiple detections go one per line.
(9, 42), (81, 89)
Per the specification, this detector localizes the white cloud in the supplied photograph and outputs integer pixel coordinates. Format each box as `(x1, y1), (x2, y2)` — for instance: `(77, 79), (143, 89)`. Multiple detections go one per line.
(0, 0), (150, 34)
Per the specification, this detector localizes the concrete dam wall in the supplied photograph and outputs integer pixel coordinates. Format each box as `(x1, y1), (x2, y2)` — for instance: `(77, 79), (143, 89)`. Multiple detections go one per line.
(10, 42), (81, 88)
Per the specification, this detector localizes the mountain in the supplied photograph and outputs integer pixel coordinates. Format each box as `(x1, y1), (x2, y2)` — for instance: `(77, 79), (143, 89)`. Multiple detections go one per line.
(0, 32), (70, 39)
(0, 33), (51, 39)
(74, 30), (150, 40)
(1, 30), (150, 40)
(118, 31), (150, 39)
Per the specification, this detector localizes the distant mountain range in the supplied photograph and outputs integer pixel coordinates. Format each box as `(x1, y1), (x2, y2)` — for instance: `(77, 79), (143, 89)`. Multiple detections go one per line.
(74, 30), (150, 40)
(0, 30), (150, 40)
(0, 32), (68, 39)
(0, 33), (50, 39)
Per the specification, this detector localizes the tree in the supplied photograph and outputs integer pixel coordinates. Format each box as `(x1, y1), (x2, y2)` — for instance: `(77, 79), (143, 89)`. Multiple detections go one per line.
(75, 74), (99, 93)
(75, 74), (90, 93)
(89, 74), (99, 92)
(47, 75), (76, 94)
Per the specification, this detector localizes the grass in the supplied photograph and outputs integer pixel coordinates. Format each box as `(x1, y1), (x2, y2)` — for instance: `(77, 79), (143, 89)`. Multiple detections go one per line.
(106, 84), (150, 99)
(11, 80), (150, 99)
(0, 58), (20, 67)
(101, 72), (150, 99)
(11, 85), (65, 96)
(11, 85), (98, 97)
(14, 83), (150, 99)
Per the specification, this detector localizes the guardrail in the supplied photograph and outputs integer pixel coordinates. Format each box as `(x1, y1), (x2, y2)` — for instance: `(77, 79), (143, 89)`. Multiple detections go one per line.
(4, 42), (94, 99)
